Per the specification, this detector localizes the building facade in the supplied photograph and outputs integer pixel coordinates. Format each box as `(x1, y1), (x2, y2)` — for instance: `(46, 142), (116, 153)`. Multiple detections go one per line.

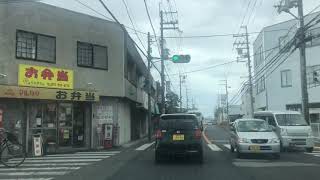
(0, 2), (157, 155)
(241, 12), (320, 123)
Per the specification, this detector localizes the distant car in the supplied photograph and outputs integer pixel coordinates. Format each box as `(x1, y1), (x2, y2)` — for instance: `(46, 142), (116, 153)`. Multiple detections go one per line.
(229, 119), (280, 159)
(155, 114), (203, 163)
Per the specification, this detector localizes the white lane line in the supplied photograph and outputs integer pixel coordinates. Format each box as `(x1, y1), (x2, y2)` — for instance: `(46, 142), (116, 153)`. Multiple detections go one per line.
(76, 151), (120, 154)
(13, 156), (110, 160)
(234, 158), (271, 162)
(207, 144), (222, 151)
(9, 159), (103, 163)
(0, 163), (91, 167)
(0, 167), (81, 171)
(223, 144), (231, 149)
(135, 142), (155, 151)
(47, 154), (116, 157)
(0, 178), (53, 180)
(233, 161), (319, 168)
(0, 171), (68, 176)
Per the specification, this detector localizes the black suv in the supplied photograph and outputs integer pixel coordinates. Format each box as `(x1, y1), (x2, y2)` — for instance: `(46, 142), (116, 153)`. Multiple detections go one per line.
(155, 114), (203, 163)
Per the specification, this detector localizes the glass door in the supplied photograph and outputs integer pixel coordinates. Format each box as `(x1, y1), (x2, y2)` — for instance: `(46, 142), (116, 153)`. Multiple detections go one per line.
(73, 103), (85, 147)
(58, 103), (73, 147)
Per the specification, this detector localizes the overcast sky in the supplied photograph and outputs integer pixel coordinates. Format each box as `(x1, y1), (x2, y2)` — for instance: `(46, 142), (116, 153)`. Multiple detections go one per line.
(41, 0), (320, 117)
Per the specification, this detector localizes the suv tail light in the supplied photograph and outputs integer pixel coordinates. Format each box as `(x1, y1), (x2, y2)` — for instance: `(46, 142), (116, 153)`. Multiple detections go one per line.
(155, 129), (163, 139)
(195, 128), (202, 139)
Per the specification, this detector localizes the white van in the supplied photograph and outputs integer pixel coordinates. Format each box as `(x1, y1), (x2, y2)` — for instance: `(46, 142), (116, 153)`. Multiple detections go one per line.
(254, 111), (314, 152)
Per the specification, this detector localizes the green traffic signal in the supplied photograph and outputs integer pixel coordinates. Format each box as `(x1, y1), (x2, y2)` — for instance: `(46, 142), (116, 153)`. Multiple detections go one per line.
(172, 55), (180, 62)
(171, 55), (191, 63)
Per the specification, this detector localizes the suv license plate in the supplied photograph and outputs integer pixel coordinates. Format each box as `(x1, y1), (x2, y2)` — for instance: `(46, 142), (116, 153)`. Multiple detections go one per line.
(173, 134), (184, 141)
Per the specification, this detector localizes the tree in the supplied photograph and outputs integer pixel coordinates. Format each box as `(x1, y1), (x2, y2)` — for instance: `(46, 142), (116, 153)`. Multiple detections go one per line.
(165, 92), (180, 114)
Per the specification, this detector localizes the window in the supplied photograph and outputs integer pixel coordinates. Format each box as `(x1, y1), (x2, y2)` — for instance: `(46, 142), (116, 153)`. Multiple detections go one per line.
(281, 70), (292, 87)
(279, 35), (290, 53)
(256, 76), (265, 94)
(77, 42), (108, 70)
(254, 46), (263, 68)
(16, 30), (56, 62)
(307, 27), (320, 47)
(267, 116), (277, 127)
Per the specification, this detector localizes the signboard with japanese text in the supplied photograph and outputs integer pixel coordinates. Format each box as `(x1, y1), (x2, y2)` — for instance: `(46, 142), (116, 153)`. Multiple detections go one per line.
(18, 64), (74, 89)
(96, 105), (113, 124)
(0, 85), (99, 102)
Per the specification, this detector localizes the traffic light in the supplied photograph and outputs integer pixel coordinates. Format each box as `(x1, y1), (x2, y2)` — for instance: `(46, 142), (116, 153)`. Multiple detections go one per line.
(314, 71), (320, 83)
(171, 55), (191, 63)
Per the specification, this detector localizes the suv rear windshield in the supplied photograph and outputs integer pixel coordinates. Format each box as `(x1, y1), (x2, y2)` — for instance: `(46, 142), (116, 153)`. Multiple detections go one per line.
(160, 115), (199, 130)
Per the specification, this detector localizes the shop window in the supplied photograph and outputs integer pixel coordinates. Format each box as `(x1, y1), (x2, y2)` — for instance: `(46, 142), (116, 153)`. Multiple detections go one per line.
(16, 30), (56, 63)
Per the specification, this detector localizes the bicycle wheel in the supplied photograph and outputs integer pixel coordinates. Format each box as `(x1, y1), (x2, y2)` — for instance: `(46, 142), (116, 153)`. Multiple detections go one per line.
(0, 140), (26, 168)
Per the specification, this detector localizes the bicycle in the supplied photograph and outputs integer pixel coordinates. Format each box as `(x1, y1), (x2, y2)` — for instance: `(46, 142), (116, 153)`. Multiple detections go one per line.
(0, 129), (26, 168)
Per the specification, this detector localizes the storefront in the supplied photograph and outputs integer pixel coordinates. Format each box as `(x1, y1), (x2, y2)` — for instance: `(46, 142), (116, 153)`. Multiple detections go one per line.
(0, 64), (99, 155)
(0, 85), (99, 154)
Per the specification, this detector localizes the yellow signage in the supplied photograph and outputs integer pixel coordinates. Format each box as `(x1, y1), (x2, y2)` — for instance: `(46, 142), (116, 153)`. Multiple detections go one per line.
(0, 85), (99, 102)
(18, 64), (74, 89)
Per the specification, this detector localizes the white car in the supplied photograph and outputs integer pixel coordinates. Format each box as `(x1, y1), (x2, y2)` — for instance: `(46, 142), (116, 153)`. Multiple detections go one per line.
(254, 111), (314, 152)
(230, 119), (281, 159)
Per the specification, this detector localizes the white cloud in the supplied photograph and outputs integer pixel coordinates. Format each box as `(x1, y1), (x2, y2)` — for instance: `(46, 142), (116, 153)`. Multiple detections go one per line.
(43, 0), (320, 116)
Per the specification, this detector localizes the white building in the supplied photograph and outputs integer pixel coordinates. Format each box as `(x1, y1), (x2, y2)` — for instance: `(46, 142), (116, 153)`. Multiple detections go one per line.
(241, 12), (320, 123)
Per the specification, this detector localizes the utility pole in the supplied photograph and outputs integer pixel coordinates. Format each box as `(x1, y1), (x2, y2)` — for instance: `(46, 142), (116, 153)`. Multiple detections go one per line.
(179, 74), (186, 112)
(147, 32), (152, 142)
(179, 73), (182, 112)
(186, 87), (189, 111)
(234, 26), (254, 118)
(160, 10), (165, 114)
(297, 0), (310, 124)
(220, 79), (230, 120)
(276, 0), (310, 124)
(159, 9), (179, 114)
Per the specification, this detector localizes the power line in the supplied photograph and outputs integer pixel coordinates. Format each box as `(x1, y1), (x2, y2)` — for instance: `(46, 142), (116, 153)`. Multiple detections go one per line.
(0, 0), (41, 3)
(143, 0), (161, 55)
(74, 0), (149, 36)
(164, 28), (290, 39)
(305, 4), (320, 16)
(169, 60), (237, 76)
(121, 0), (147, 52)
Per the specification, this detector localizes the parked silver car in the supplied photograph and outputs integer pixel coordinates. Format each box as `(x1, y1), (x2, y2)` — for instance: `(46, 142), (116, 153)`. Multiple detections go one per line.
(230, 119), (281, 159)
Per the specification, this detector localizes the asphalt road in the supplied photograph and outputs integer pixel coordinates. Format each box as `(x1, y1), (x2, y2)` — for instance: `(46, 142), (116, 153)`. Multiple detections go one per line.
(1, 125), (320, 180)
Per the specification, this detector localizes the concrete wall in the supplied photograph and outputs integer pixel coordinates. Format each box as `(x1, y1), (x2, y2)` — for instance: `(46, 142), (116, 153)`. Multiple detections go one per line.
(118, 99), (131, 145)
(0, 2), (125, 97)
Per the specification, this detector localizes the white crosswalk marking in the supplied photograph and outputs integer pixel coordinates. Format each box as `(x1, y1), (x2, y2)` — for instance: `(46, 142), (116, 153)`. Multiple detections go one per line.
(0, 150), (120, 180)
(223, 144), (231, 149)
(233, 161), (319, 168)
(207, 144), (222, 151)
(305, 151), (320, 157)
(136, 142), (155, 151)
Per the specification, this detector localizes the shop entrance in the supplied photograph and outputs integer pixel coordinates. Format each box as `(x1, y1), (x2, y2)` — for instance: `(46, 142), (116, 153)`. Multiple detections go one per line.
(27, 101), (88, 153)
